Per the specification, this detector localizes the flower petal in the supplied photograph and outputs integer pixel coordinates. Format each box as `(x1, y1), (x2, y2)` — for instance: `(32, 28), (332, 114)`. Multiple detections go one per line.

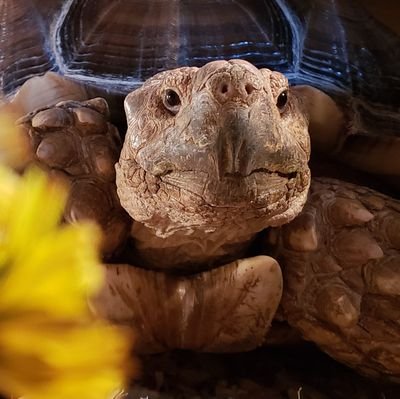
(0, 223), (103, 318)
(4, 169), (67, 262)
(0, 318), (134, 399)
(0, 114), (29, 168)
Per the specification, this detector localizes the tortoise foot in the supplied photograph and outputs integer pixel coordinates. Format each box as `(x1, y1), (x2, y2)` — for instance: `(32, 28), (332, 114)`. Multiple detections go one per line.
(18, 98), (131, 256)
(94, 255), (282, 353)
(271, 177), (400, 381)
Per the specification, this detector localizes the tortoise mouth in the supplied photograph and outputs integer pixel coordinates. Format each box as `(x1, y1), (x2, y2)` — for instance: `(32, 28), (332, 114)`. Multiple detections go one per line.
(156, 167), (298, 180)
(116, 157), (310, 244)
(158, 167), (303, 209)
(246, 168), (298, 180)
(116, 160), (310, 271)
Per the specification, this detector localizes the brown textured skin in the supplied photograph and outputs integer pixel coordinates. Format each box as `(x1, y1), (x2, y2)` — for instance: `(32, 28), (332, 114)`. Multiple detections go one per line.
(118, 60), (310, 270)
(17, 98), (131, 257)
(269, 178), (400, 381)
(15, 60), (400, 380)
(95, 256), (282, 353)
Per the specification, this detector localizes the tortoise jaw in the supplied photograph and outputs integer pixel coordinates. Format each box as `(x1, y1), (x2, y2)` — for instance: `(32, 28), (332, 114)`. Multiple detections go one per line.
(249, 168), (298, 180)
(156, 167), (298, 180)
(116, 159), (310, 270)
(158, 167), (303, 208)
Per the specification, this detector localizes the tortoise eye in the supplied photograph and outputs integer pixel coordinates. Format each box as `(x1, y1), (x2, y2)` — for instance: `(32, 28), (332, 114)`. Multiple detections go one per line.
(163, 89), (181, 114)
(276, 90), (288, 110)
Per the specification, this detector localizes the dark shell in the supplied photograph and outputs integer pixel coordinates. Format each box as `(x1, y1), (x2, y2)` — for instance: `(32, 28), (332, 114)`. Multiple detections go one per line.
(1, 0), (399, 136)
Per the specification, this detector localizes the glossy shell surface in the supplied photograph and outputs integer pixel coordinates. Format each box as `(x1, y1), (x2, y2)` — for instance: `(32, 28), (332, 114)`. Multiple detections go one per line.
(1, 0), (399, 143)
(1, 1), (399, 103)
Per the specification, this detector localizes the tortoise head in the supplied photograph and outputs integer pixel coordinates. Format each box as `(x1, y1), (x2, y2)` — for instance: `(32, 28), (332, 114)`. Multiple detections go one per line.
(117, 59), (311, 237)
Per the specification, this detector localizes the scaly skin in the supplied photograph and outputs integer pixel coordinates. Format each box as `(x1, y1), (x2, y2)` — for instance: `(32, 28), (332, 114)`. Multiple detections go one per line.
(270, 178), (400, 381)
(16, 60), (400, 380)
(118, 60), (311, 270)
(18, 97), (131, 257)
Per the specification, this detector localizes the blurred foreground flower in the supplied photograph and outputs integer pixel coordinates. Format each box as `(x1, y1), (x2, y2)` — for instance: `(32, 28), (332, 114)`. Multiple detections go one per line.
(0, 114), (29, 169)
(0, 120), (134, 399)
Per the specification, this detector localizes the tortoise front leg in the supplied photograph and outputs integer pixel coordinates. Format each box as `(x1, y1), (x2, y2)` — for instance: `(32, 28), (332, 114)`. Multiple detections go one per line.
(94, 256), (282, 353)
(17, 98), (131, 257)
(269, 177), (400, 381)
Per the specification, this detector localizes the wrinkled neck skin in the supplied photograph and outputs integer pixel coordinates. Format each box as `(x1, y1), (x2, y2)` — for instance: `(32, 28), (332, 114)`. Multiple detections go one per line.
(116, 60), (311, 272)
(127, 174), (309, 271)
(131, 219), (259, 272)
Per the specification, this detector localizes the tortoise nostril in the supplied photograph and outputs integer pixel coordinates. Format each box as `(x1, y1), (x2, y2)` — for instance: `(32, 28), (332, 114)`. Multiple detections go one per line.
(214, 75), (257, 101)
(245, 83), (255, 95)
(220, 83), (229, 94)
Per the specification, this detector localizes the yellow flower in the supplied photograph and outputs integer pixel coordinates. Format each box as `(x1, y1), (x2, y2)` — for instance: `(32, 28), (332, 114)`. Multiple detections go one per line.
(0, 166), (134, 399)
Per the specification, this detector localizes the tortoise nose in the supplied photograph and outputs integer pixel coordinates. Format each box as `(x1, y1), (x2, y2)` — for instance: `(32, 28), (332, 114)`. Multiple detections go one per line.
(211, 73), (259, 103)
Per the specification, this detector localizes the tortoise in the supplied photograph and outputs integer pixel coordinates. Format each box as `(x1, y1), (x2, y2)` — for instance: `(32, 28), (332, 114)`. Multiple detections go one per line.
(3, 0), (400, 383)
